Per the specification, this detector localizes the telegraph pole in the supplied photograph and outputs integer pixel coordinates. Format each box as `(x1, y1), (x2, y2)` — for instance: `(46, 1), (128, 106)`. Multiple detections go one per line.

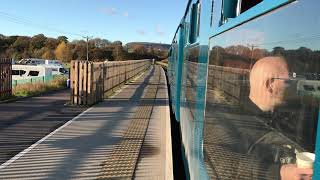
(86, 36), (89, 61)
(247, 44), (258, 69)
(83, 36), (92, 61)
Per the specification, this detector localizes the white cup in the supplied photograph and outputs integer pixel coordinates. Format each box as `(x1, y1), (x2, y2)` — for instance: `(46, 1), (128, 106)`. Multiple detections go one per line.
(296, 152), (315, 169)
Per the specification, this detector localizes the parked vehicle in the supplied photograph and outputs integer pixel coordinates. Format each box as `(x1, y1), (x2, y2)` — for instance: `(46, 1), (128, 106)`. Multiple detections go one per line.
(12, 65), (52, 80)
(40, 64), (68, 76)
(18, 58), (68, 75)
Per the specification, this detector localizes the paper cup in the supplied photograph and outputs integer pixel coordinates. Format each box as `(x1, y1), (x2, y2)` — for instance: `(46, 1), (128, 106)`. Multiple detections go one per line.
(296, 152), (315, 169)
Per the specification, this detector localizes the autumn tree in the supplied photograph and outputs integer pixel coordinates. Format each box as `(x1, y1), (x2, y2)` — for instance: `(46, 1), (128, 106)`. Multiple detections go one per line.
(55, 41), (72, 62)
(112, 45), (125, 61)
(42, 49), (56, 59)
(30, 34), (46, 50)
(12, 36), (30, 53)
(57, 36), (68, 43)
(133, 45), (147, 55)
(45, 38), (59, 49)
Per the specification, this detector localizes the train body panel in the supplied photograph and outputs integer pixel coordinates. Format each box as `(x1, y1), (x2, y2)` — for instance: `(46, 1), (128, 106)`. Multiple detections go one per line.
(168, 0), (320, 179)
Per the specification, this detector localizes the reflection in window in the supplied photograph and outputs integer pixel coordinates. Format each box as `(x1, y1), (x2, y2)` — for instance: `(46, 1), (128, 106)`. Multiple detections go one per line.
(205, 44), (319, 179)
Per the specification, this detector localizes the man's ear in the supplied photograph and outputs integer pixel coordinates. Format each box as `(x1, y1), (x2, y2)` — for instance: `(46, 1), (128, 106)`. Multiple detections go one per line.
(266, 78), (274, 94)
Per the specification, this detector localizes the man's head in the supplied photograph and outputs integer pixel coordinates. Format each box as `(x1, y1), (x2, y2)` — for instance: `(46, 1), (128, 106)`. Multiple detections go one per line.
(249, 56), (289, 112)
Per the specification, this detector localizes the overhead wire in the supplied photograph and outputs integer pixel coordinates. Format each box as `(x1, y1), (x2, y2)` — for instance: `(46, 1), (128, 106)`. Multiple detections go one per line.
(0, 10), (85, 38)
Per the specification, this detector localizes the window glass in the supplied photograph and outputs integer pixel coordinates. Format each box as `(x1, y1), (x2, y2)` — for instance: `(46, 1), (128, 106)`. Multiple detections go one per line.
(240, 0), (263, 13)
(189, 1), (200, 44)
(221, 0), (263, 25)
(12, 70), (19, 75)
(210, 0), (215, 26)
(204, 1), (319, 179)
(28, 71), (39, 76)
(59, 68), (66, 73)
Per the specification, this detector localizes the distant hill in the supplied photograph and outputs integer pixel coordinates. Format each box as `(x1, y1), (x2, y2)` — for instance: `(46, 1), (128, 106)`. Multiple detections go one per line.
(125, 42), (170, 52)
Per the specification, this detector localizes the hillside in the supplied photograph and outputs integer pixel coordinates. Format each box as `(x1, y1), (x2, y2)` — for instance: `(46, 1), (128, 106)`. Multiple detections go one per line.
(125, 42), (170, 52)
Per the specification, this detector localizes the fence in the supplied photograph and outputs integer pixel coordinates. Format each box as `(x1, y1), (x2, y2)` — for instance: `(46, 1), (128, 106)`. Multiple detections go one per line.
(12, 75), (62, 87)
(207, 65), (250, 105)
(71, 59), (152, 106)
(0, 59), (12, 99)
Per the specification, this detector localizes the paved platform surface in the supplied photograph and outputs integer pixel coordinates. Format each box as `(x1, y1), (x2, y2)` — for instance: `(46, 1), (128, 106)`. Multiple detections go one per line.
(0, 65), (173, 180)
(0, 89), (87, 165)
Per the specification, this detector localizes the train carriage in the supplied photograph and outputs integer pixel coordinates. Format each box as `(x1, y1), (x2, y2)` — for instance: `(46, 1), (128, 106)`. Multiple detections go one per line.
(168, 0), (320, 179)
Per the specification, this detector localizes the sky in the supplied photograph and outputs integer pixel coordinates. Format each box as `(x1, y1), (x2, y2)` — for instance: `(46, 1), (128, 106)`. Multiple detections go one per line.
(0, 0), (187, 44)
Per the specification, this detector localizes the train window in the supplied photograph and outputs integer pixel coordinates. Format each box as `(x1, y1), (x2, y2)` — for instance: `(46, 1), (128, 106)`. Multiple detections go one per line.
(220, 0), (238, 24)
(210, 0), (215, 27)
(240, 0), (263, 13)
(189, 1), (201, 44)
(221, 0), (263, 25)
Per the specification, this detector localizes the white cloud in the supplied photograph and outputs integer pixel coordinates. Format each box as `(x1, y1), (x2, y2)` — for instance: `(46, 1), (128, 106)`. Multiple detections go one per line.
(123, 11), (129, 17)
(101, 8), (117, 15)
(137, 30), (146, 36)
(155, 25), (165, 36)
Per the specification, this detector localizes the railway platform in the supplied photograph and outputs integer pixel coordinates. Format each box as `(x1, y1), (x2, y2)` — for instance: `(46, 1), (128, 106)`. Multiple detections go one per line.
(0, 65), (173, 180)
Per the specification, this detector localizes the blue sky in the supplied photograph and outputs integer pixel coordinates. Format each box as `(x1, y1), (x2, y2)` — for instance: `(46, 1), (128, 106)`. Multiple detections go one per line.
(0, 0), (187, 44)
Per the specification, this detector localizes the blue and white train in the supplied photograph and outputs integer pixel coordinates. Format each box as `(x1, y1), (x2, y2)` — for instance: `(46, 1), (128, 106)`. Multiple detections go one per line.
(168, 0), (320, 179)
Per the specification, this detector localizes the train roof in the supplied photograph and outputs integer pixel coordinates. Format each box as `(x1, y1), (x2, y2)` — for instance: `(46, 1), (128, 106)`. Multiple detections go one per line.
(171, 0), (194, 44)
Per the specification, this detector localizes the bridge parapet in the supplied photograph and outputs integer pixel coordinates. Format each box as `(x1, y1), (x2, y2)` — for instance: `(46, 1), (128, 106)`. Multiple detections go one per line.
(70, 59), (152, 105)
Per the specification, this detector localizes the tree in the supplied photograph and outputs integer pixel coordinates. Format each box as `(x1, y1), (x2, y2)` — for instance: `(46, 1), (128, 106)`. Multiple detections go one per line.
(112, 41), (122, 46)
(112, 45), (125, 61)
(55, 41), (72, 62)
(57, 36), (68, 43)
(30, 34), (46, 50)
(45, 38), (59, 49)
(12, 36), (30, 52)
(133, 45), (147, 55)
(33, 47), (47, 58)
(42, 49), (56, 59)
(90, 38), (111, 48)
(72, 43), (87, 60)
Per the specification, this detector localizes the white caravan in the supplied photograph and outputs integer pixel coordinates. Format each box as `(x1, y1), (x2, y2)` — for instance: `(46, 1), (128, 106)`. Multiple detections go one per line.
(18, 59), (68, 75)
(12, 65), (52, 80)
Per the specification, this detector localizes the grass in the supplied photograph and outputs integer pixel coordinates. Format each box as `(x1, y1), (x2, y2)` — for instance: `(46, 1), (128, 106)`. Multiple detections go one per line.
(64, 63), (71, 69)
(161, 59), (168, 63)
(13, 76), (68, 97)
(156, 60), (168, 69)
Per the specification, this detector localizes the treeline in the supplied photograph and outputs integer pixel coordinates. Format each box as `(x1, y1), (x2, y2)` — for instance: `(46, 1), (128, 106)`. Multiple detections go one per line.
(0, 34), (168, 62)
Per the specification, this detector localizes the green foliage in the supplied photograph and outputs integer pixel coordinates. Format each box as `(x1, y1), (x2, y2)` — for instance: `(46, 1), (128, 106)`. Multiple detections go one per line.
(57, 36), (68, 43)
(0, 34), (169, 62)
(13, 76), (67, 97)
(30, 34), (46, 50)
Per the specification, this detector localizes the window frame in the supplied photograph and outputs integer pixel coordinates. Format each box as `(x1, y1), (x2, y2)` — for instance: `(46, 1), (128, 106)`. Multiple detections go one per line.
(211, 0), (293, 37)
(189, 0), (201, 44)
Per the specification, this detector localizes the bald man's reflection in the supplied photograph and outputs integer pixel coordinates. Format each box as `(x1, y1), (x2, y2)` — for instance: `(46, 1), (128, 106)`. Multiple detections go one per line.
(249, 56), (314, 180)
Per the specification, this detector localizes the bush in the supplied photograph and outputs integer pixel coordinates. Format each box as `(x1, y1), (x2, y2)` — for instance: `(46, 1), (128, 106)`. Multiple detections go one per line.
(13, 76), (67, 97)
